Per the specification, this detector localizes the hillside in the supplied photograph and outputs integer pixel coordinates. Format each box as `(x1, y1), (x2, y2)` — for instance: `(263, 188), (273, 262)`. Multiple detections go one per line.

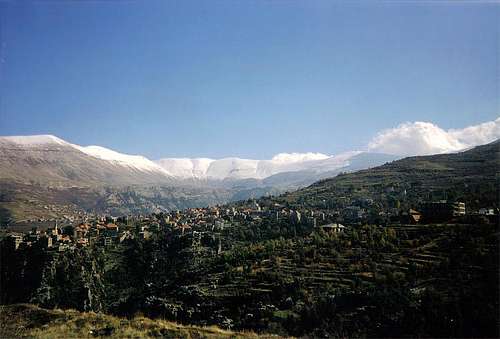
(0, 136), (173, 187)
(0, 135), (397, 224)
(278, 140), (499, 211)
(0, 135), (396, 186)
(0, 304), (268, 338)
(1, 142), (498, 337)
(3, 219), (497, 337)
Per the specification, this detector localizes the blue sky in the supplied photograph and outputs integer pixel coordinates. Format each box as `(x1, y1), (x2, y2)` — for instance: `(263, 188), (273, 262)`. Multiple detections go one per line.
(0, 0), (498, 159)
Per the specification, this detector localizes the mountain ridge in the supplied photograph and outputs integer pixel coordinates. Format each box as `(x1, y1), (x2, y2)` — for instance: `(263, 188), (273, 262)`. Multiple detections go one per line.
(4, 135), (495, 224)
(0, 134), (397, 183)
(276, 139), (499, 212)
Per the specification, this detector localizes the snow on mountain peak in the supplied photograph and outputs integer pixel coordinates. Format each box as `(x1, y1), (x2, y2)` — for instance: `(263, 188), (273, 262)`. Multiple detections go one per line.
(72, 145), (171, 175)
(1, 134), (68, 146)
(0, 135), (170, 176)
(154, 152), (360, 180)
(154, 158), (214, 179)
(0, 134), (368, 181)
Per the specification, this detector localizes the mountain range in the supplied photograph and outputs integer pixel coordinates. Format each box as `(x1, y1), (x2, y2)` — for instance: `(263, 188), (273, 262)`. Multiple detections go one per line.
(2, 135), (496, 225)
(0, 134), (399, 183)
(0, 134), (400, 223)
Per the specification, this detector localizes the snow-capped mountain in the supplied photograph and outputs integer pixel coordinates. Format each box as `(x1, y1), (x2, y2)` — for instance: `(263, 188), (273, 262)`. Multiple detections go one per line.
(154, 152), (366, 180)
(0, 134), (400, 185)
(1, 135), (170, 175)
(0, 134), (400, 223)
(0, 133), (405, 195)
(1, 134), (68, 146)
(0, 135), (173, 186)
(72, 145), (170, 175)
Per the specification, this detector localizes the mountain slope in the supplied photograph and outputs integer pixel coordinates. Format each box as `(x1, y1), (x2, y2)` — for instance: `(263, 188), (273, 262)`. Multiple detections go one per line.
(261, 152), (400, 188)
(154, 152), (334, 180)
(278, 139), (499, 210)
(155, 151), (397, 181)
(0, 304), (265, 339)
(1, 135), (396, 185)
(0, 135), (402, 223)
(12, 134), (490, 223)
(0, 135), (172, 186)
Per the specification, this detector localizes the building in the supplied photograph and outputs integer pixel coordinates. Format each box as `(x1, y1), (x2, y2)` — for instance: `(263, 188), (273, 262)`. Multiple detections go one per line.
(139, 230), (152, 240)
(119, 231), (134, 243)
(47, 221), (62, 241)
(453, 202), (466, 216)
(344, 206), (364, 220)
(400, 209), (422, 224)
(75, 223), (90, 239)
(479, 208), (495, 216)
(318, 223), (346, 233)
(76, 238), (89, 247)
(6, 233), (24, 250)
(50, 221), (61, 236)
(102, 237), (113, 246)
(105, 223), (119, 237)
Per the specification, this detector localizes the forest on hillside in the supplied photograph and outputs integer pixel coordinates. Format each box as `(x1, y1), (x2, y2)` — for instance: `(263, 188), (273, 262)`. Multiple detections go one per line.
(2, 218), (498, 337)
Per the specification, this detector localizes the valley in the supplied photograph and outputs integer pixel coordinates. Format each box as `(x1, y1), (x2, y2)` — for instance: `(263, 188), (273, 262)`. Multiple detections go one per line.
(2, 2), (498, 337)
(1, 140), (498, 337)
(0, 135), (397, 225)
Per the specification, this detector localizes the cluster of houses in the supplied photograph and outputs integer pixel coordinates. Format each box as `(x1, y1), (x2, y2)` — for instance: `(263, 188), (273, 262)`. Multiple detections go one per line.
(3, 196), (497, 253)
(3, 202), (342, 252)
(3, 219), (123, 251)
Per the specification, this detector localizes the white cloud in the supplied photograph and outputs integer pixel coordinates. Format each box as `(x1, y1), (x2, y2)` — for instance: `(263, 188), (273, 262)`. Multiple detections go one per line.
(449, 117), (500, 147)
(271, 152), (330, 163)
(368, 117), (500, 156)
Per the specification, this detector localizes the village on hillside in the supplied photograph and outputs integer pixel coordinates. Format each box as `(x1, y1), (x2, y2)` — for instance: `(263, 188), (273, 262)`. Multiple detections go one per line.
(3, 193), (497, 254)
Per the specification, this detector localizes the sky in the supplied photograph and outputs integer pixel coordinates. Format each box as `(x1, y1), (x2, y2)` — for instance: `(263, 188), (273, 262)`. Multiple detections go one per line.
(0, 0), (498, 159)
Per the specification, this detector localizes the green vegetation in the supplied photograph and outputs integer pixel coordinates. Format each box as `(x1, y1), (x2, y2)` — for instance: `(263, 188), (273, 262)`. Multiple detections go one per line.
(1, 141), (498, 337)
(280, 140), (499, 213)
(0, 304), (263, 338)
(2, 222), (498, 337)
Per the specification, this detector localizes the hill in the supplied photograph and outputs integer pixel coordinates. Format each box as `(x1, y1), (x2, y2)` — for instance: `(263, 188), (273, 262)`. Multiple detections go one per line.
(277, 139), (499, 211)
(0, 304), (268, 338)
(1, 143), (498, 337)
(0, 135), (173, 187)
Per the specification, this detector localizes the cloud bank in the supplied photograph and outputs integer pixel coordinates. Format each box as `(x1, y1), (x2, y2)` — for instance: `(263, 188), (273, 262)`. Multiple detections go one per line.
(271, 152), (330, 163)
(368, 117), (500, 156)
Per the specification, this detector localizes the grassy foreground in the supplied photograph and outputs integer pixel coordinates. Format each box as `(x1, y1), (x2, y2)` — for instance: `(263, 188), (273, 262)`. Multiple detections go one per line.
(0, 304), (272, 338)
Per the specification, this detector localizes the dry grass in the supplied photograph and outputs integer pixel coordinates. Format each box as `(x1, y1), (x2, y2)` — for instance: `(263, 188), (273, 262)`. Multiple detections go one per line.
(0, 304), (277, 338)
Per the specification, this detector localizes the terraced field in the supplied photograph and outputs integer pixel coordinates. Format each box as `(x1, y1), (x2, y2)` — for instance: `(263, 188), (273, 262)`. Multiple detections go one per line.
(190, 223), (497, 306)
